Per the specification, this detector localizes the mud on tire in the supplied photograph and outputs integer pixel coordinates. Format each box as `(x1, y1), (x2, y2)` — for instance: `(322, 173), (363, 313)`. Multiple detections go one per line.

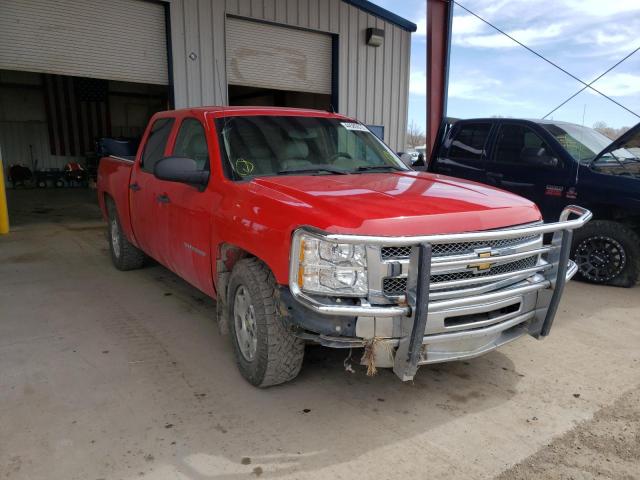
(106, 198), (145, 271)
(227, 258), (305, 387)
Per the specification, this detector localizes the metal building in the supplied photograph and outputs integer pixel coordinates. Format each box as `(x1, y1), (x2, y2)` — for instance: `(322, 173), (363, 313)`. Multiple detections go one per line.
(0, 0), (416, 174)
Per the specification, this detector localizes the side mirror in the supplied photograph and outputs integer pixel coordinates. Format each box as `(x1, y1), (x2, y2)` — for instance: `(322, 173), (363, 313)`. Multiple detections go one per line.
(399, 153), (413, 167)
(154, 156), (209, 187)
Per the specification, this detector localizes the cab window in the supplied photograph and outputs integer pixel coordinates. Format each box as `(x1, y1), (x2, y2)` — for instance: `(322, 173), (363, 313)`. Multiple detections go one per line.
(141, 118), (174, 172)
(173, 118), (210, 171)
(448, 123), (491, 161)
(494, 124), (560, 167)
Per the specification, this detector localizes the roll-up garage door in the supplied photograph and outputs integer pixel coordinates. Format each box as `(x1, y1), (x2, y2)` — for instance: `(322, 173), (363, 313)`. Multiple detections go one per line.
(0, 0), (168, 85)
(226, 17), (332, 95)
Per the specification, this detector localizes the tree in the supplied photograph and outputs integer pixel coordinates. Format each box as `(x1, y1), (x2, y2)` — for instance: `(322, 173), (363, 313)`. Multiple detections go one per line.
(406, 120), (426, 149)
(593, 121), (630, 140)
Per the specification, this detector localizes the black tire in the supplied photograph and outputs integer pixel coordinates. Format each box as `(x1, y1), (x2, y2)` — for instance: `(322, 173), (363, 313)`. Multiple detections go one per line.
(227, 258), (305, 387)
(572, 220), (640, 287)
(106, 199), (145, 271)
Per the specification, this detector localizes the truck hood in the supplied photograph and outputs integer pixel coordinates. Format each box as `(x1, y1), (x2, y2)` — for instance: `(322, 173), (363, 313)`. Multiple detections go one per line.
(251, 171), (541, 236)
(590, 121), (640, 165)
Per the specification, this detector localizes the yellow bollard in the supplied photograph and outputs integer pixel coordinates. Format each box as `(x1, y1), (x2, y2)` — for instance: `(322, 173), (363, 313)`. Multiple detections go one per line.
(0, 149), (9, 235)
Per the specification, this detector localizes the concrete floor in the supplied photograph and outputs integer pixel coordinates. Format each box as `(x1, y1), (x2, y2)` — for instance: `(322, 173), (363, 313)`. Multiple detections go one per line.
(1, 189), (639, 479)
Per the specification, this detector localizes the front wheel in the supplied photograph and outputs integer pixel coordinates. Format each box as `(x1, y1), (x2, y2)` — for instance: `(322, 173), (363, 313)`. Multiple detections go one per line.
(227, 258), (305, 387)
(572, 220), (640, 287)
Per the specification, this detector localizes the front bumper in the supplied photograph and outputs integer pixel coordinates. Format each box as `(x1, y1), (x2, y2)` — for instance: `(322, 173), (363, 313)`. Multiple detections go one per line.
(286, 206), (591, 381)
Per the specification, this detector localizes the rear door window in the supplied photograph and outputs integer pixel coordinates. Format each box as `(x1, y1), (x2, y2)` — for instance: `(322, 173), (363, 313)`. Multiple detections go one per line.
(141, 118), (175, 172)
(448, 123), (491, 161)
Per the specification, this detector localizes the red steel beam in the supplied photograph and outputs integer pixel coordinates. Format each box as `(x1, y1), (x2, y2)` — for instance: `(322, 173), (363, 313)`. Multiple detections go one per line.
(427, 0), (453, 158)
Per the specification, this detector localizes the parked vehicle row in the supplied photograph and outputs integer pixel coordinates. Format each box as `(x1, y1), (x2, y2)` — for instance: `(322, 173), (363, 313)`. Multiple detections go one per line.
(97, 107), (589, 386)
(429, 118), (640, 287)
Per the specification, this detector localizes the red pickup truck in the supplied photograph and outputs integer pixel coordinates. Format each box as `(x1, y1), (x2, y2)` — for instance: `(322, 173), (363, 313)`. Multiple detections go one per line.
(97, 107), (591, 387)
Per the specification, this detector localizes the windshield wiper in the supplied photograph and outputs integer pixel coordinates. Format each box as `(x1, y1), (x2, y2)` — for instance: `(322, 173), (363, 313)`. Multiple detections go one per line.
(355, 165), (404, 172)
(278, 165), (348, 176)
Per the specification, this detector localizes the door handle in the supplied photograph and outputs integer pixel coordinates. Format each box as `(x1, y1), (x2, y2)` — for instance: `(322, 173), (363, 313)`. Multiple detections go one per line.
(129, 182), (141, 191)
(157, 193), (170, 204)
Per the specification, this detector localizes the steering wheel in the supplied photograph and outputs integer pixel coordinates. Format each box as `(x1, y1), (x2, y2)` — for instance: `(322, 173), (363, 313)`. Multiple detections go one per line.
(329, 152), (353, 162)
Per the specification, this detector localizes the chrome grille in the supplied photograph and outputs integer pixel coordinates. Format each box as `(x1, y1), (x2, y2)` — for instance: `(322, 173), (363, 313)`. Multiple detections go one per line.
(431, 256), (537, 283)
(382, 256), (539, 297)
(380, 246), (412, 259)
(382, 277), (408, 296)
(380, 235), (539, 259)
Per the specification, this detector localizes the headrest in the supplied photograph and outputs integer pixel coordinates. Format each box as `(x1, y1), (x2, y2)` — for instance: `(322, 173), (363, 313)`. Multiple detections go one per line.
(246, 144), (272, 159)
(282, 140), (309, 160)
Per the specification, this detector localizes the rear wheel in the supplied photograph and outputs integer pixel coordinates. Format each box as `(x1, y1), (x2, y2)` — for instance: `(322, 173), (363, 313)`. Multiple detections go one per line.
(106, 199), (145, 271)
(227, 258), (305, 387)
(572, 220), (640, 287)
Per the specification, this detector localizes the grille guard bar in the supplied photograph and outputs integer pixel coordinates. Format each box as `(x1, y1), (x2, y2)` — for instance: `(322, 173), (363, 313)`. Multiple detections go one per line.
(289, 205), (590, 381)
(288, 205), (591, 318)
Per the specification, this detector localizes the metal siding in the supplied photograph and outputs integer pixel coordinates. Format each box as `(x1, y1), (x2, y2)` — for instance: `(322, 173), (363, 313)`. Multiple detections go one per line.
(170, 0), (410, 150)
(0, 0), (167, 85)
(356, 11), (366, 119)
(389, 26), (401, 149)
(263, 0), (276, 20)
(398, 29), (411, 150)
(346, 5), (358, 116)
(170, 0), (189, 107)
(198, 0), (216, 105)
(318, 0), (330, 31)
(185, 0), (203, 106)
(373, 16), (384, 126)
(309, 1), (319, 30)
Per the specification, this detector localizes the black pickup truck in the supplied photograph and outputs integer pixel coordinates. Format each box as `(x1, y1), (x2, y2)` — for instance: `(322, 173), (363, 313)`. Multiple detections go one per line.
(429, 118), (640, 287)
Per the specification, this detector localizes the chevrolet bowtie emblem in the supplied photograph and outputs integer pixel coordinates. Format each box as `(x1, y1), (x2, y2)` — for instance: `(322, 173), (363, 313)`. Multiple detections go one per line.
(469, 251), (496, 272)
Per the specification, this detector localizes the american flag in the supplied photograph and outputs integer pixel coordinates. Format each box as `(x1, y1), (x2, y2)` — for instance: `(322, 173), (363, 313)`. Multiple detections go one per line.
(43, 74), (111, 156)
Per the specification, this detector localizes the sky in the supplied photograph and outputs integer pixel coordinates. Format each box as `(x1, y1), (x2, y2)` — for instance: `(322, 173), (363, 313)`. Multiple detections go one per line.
(446, 0), (640, 129)
(371, 0), (640, 134)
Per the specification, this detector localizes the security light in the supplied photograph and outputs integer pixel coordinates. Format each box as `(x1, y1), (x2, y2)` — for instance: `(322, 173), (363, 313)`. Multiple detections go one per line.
(366, 28), (384, 47)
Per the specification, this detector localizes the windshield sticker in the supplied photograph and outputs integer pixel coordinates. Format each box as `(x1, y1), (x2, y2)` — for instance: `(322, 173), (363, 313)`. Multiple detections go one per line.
(341, 122), (369, 132)
(382, 151), (395, 162)
(235, 158), (255, 176)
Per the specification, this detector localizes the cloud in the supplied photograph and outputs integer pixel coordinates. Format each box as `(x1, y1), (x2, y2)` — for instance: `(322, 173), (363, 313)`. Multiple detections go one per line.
(454, 22), (565, 48)
(588, 73), (640, 97)
(452, 15), (484, 35)
(449, 73), (534, 109)
(449, 75), (501, 99)
(409, 71), (426, 96)
(563, 0), (640, 16)
(415, 17), (426, 36)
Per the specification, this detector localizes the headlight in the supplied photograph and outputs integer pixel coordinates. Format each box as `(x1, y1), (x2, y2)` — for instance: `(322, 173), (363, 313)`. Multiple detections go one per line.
(293, 231), (368, 296)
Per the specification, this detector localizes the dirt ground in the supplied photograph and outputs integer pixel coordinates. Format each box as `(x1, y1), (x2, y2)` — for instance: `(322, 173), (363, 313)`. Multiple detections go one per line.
(0, 189), (639, 479)
(499, 386), (640, 480)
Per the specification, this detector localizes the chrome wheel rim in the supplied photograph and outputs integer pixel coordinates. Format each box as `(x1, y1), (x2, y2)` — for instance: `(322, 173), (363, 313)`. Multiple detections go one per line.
(574, 235), (626, 283)
(233, 285), (258, 361)
(110, 218), (121, 258)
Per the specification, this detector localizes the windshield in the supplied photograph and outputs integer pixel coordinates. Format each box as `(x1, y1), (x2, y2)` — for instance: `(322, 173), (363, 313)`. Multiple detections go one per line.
(541, 123), (611, 163)
(215, 115), (408, 179)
